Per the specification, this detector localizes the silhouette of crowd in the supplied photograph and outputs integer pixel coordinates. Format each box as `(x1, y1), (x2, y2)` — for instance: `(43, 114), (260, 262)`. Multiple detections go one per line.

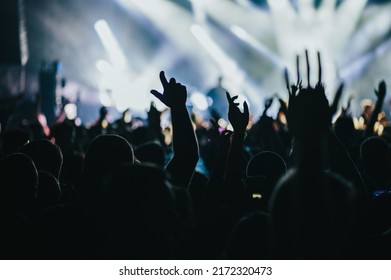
(1, 51), (391, 260)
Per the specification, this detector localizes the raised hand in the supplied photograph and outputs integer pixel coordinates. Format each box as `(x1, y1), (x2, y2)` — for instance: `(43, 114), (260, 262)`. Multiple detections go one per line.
(226, 91), (249, 133)
(149, 71), (198, 187)
(285, 51), (331, 135)
(375, 80), (386, 100)
(284, 56), (303, 123)
(150, 71), (187, 108)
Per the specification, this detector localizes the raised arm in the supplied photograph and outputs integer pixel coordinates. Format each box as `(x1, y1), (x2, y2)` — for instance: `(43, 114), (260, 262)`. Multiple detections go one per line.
(222, 92), (249, 204)
(150, 71), (199, 187)
(225, 92), (249, 178)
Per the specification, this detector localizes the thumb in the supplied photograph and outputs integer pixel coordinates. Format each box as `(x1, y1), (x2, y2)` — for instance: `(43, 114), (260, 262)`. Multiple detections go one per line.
(243, 101), (249, 117)
(150, 89), (163, 101)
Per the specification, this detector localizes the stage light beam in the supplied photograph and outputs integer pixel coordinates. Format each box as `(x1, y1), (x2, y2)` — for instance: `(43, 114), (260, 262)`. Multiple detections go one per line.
(190, 24), (241, 82)
(230, 25), (284, 70)
(94, 19), (128, 71)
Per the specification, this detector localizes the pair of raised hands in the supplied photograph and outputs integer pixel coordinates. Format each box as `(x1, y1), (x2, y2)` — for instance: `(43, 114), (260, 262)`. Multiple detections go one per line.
(150, 71), (250, 133)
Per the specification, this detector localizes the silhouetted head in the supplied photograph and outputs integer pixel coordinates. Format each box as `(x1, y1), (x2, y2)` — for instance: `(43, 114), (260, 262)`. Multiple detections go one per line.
(269, 169), (357, 259)
(134, 141), (165, 167)
(35, 171), (61, 212)
(20, 139), (63, 180)
(0, 153), (38, 212)
(247, 151), (287, 179)
(257, 115), (274, 136)
(81, 134), (134, 202)
(334, 115), (355, 146)
(50, 122), (75, 153)
(288, 86), (331, 139)
(104, 163), (174, 220)
(99, 106), (108, 119)
(246, 151), (287, 206)
(224, 212), (270, 259)
(83, 134), (134, 175)
(100, 163), (177, 258)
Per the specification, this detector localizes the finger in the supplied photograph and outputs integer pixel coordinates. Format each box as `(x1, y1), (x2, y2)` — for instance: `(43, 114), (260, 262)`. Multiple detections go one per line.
(226, 91), (231, 101)
(296, 55), (301, 85)
(291, 85), (297, 96)
(159, 71), (169, 88)
(379, 80), (386, 93)
(150, 89), (163, 101)
(243, 101), (249, 116)
(169, 77), (176, 84)
(284, 68), (291, 95)
(227, 92), (239, 105)
(305, 49), (310, 87)
(317, 51), (322, 84)
(231, 95), (239, 106)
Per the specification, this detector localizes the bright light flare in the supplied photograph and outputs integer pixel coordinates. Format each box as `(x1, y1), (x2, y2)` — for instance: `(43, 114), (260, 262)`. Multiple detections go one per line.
(64, 103), (77, 120)
(95, 58), (151, 112)
(99, 92), (113, 107)
(190, 92), (209, 111)
(124, 111), (132, 123)
(217, 118), (228, 128)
